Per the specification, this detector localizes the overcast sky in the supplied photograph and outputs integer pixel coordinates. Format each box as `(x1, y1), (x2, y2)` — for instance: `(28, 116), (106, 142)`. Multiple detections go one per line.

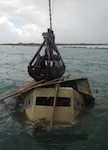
(0, 0), (108, 44)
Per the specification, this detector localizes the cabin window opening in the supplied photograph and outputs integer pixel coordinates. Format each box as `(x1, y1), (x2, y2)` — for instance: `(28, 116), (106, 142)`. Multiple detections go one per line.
(28, 100), (31, 105)
(81, 103), (84, 108)
(36, 97), (53, 106)
(36, 97), (70, 106)
(57, 97), (70, 106)
(24, 96), (33, 109)
(77, 101), (80, 107)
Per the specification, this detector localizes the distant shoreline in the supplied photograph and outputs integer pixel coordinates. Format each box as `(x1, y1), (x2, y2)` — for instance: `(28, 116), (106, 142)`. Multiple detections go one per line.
(0, 43), (108, 46)
(0, 43), (108, 49)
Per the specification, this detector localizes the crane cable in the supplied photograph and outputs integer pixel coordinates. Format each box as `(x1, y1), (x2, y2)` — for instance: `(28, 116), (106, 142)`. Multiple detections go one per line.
(48, 0), (52, 30)
(52, 0), (55, 16)
(48, 0), (56, 30)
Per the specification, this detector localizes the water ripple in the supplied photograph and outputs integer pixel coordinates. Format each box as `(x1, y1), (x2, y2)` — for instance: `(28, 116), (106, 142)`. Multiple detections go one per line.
(0, 46), (108, 149)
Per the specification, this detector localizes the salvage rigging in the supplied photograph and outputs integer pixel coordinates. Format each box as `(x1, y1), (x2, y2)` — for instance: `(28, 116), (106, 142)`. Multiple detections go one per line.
(28, 0), (65, 81)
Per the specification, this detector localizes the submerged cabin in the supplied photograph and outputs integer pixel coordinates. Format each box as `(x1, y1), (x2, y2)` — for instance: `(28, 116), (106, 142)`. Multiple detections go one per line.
(17, 77), (94, 125)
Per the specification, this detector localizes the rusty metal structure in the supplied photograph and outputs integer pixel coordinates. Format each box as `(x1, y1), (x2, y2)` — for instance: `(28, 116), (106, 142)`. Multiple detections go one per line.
(28, 29), (65, 81)
(28, 0), (65, 81)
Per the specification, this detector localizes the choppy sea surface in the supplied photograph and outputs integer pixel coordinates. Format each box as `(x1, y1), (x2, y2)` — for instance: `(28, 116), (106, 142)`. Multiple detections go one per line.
(0, 45), (108, 150)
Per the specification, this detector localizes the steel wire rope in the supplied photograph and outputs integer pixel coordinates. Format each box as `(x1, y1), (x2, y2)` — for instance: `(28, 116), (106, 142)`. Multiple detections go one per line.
(48, 0), (55, 30)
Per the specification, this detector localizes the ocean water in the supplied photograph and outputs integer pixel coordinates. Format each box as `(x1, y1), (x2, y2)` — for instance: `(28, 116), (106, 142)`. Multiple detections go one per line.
(0, 45), (108, 150)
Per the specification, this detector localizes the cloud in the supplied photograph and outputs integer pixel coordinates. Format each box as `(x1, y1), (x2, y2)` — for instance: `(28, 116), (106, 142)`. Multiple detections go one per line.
(0, 16), (43, 43)
(0, 0), (108, 43)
